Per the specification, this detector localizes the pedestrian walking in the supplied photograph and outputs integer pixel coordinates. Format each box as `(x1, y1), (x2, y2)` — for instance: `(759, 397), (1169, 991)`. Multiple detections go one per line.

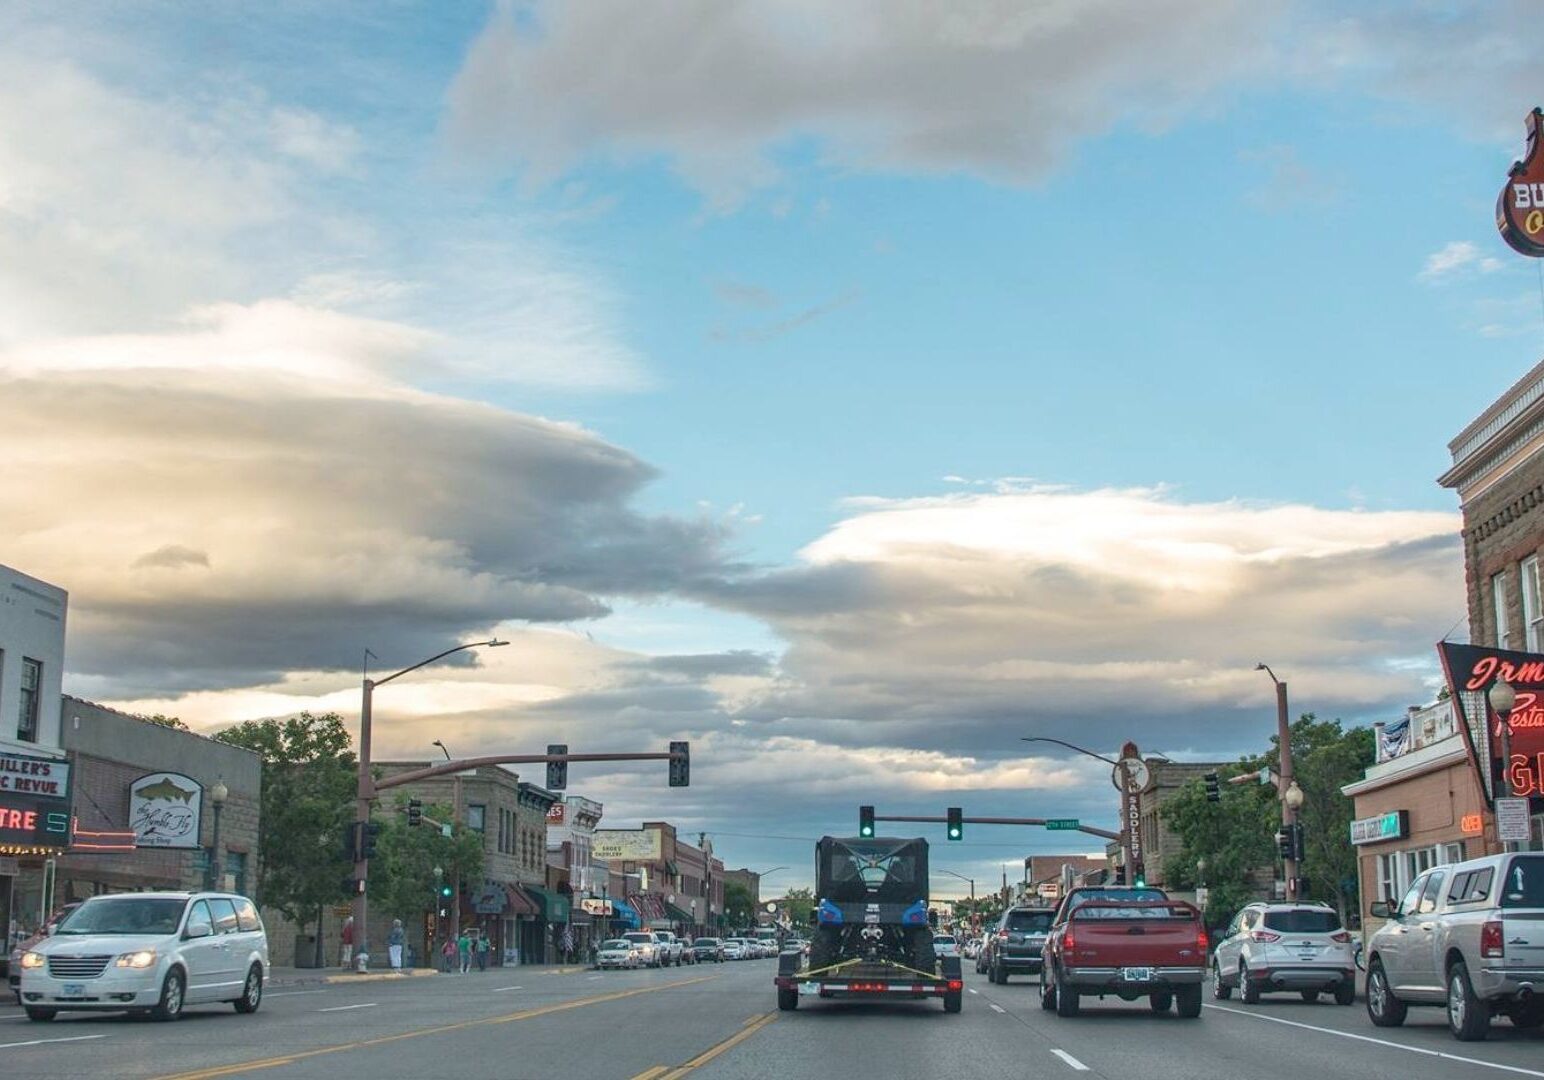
(440, 937), (456, 973)
(340, 915), (354, 969)
(457, 928), (472, 974)
(560, 926), (575, 964)
(476, 932), (490, 972)
(388, 919), (405, 971)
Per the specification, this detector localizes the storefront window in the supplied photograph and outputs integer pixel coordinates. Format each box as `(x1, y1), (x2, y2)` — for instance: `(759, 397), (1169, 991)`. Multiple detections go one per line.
(1524, 557), (1543, 650)
(1494, 571), (1511, 648)
(466, 804), (485, 832)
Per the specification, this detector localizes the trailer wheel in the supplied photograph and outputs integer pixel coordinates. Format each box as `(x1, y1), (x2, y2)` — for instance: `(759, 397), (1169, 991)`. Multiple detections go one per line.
(778, 987), (798, 1012)
(944, 991), (962, 1013)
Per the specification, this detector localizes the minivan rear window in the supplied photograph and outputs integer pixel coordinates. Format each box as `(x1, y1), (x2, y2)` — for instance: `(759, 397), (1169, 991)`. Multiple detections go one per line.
(1005, 911), (1052, 932)
(1500, 856), (1544, 909)
(1262, 910), (1341, 933)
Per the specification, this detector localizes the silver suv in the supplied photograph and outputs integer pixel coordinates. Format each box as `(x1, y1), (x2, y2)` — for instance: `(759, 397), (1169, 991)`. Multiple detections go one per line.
(1366, 852), (1544, 1041)
(17, 891), (268, 1022)
(1211, 902), (1355, 1005)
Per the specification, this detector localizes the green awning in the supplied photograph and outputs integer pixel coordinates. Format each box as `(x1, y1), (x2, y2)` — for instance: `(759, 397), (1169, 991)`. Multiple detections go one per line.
(524, 884), (571, 923)
(665, 861), (680, 876)
(663, 900), (694, 922)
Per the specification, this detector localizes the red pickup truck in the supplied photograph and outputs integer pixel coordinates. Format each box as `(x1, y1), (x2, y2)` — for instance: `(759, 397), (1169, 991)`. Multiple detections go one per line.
(1039, 887), (1208, 1018)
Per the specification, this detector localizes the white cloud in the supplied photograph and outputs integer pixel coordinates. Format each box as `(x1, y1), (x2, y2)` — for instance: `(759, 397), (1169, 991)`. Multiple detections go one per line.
(269, 107), (363, 174)
(1420, 241), (1504, 282)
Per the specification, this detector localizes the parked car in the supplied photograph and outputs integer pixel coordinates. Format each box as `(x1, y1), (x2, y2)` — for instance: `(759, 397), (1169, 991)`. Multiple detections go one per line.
(598, 938), (640, 969)
(1040, 887), (1206, 1019)
(691, 937), (725, 963)
(722, 938), (747, 960)
(18, 891), (268, 1022)
(653, 931), (685, 966)
(623, 931), (660, 967)
(7, 902), (81, 1004)
(1365, 852), (1544, 1041)
(988, 906), (1055, 984)
(1211, 902), (1355, 1005)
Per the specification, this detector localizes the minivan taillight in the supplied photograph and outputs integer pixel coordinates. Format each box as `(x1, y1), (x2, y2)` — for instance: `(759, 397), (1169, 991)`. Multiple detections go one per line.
(1480, 920), (1504, 959)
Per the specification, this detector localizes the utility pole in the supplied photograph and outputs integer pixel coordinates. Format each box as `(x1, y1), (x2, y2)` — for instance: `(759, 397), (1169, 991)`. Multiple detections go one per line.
(1258, 663), (1299, 899)
(433, 739), (462, 944)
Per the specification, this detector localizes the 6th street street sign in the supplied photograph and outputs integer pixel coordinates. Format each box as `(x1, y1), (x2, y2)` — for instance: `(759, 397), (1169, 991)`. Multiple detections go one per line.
(1044, 819), (1079, 830)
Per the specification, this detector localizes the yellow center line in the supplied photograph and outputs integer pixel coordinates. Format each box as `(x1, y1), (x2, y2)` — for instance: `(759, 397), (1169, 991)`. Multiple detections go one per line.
(630, 1068), (670, 1080)
(659, 1011), (778, 1080)
(149, 974), (719, 1080)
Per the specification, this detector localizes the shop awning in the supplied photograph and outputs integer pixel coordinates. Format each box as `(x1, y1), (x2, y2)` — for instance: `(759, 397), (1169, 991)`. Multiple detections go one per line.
(628, 893), (667, 922)
(524, 884), (571, 923)
(504, 884), (540, 917)
(610, 899), (640, 927)
(663, 900), (694, 923)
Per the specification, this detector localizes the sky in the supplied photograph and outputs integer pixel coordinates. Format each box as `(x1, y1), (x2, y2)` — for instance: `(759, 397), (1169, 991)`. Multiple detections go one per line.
(3, 1), (1542, 896)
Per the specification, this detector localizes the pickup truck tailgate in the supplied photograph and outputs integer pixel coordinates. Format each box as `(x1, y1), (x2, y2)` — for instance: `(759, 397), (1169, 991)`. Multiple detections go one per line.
(1065, 902), (1204, 968)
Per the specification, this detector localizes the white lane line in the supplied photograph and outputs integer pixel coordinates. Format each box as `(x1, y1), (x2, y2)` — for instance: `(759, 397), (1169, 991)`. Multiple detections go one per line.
(587, 975), (603, 981)
(989, 1002), (1006, 1013)
(266, 990), (326, 998)
(318, 1002), (378, 1012)
(1050, 1049), (1089, 1072)
(967, 988), (979, 995)
(1205, 1004), (1544, 1078)
(490, 985), (525, 992)
(0, 1033), (112, 1049)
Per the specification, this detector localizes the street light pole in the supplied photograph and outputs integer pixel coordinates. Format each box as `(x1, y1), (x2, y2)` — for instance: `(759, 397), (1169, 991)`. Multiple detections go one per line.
(1020, 736), (1153, 887)
(938, 869), (975, 907)
(208, 779), (228, 891)
(1257, 663), (1299, 899)
(354, 638), (506, 970)
(1488, 679), (1518, 853)
(433, 739), (463, 944)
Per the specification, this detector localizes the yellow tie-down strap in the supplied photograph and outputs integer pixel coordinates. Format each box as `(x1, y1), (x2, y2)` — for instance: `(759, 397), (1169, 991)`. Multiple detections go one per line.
(800, 958), (942, 981)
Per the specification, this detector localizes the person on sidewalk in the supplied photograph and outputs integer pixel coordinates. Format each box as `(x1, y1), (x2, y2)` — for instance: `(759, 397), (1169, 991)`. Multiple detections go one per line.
(387, 920), (405, 972)
(440, 937), (456, 973)
(476, 931), (490, 972)
(560, 926), (574, 965)
(457, 928), (472, 974)
(340, 916), (354, 969)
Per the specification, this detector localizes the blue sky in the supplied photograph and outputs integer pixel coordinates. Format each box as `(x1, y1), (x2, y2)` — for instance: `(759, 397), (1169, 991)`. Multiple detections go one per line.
(2, 1), (1540, 890)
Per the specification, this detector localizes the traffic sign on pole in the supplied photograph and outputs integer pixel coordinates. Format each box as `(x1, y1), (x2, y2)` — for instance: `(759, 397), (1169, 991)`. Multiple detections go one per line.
(1044, 819), (1079, 830)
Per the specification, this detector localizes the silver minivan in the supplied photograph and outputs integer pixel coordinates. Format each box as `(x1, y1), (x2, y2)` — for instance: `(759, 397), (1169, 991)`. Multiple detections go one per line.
(1366, 852), (1544, 1040)
(18, 891), (269, 1022)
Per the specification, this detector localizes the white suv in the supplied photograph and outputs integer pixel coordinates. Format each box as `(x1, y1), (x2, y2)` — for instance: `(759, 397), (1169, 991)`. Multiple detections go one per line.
(1211, 902), (1356, 1005)
(18, 891), (268, 1022)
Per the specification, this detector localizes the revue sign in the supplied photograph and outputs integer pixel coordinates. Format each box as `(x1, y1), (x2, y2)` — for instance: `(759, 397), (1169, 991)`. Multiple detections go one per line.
(0, 753), (70, 797)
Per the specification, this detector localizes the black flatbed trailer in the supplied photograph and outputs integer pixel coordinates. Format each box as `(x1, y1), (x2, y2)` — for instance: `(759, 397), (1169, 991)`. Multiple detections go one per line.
(775, 950), (964, 1012)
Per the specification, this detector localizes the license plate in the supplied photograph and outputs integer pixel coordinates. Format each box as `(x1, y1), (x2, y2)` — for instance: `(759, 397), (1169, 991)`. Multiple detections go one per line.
(60, 983), (86, 997)
(798, 981), (820, 996)
(864, 913), (880, 924)
(1121, 967), (1153, 982)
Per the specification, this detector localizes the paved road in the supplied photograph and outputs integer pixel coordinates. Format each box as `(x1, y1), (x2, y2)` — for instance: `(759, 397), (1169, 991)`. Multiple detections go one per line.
(5, 960), (1543, 1079)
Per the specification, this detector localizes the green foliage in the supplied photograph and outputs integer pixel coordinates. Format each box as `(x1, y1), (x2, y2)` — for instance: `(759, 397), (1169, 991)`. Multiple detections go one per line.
(780, 886), (815, 926)
(1161, 714), (1374, 925)
(135, 713), (188, 730)
(722, 881), (754, 927)
(370, 799), (484, 924)
(214, 712), (356, 924)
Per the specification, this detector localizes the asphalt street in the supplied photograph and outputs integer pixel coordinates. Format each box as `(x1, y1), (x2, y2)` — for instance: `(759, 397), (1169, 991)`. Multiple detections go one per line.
(5, 959), (1544, 1080)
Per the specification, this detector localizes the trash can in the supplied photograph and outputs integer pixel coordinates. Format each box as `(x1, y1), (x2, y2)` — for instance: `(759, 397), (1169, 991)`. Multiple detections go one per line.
(294, 934), (318, 968)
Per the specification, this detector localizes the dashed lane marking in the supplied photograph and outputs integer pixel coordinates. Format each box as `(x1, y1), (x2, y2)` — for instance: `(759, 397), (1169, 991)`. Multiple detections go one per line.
(266, 991), (326, 998)
(989, 1003), (1006, 1013)
(1050, 1049), (1089, 1071)
(1205, 1004), (1544, 1078)
(967, 988), (979, 995)
(489, 986), (524, 992)
(0, 1033), (113, 1050)
(318, 1003), (378, 1012)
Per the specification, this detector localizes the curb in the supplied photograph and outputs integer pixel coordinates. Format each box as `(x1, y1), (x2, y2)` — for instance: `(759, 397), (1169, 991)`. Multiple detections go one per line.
(323, 969), (440, 984)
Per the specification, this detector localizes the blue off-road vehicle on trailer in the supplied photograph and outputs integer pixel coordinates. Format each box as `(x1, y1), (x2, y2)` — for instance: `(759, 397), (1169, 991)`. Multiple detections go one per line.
(775, 836), (962, 1013)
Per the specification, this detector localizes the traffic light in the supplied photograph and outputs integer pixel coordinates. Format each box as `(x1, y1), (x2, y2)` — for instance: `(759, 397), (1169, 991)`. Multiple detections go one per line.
(1112, 867), (1126, 886)
(407, 798), (422, 827)
(1203, 772), (1220, 803)
(669, 741), (690, 787)
(1290, 822), (1306, 862)
(439, 883), (453, 900)
(340, 877), (362, 896)
(946, 806), (963, 841)
(927, 908), (939, 928)
(361, 821), (381, 860)
(1276, 828), (1293, 859)
(858, 805), (875, 838)
(546, 744), (568, 790)
(1134, 869), (1147, 889)
(341, 822), (360, 862)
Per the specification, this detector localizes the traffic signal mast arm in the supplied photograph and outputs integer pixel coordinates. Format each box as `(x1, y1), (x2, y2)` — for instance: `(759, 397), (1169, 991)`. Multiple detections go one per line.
(873, 813), (1120, 842)
(375, 749), (688, 791)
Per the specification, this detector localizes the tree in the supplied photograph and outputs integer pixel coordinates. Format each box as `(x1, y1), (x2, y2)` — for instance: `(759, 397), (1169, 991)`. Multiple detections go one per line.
(215, 712), (356, 963)
(1161, 715), (1374, 926)
(722, 881), (754, 928)
(370, 797), (484, 941)
(135, 713), (187, 730)
(779, 886), (815, 927)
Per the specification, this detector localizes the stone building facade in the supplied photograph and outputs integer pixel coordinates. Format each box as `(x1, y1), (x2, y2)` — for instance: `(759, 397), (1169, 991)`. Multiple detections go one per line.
(1130, 758), (1232, 888)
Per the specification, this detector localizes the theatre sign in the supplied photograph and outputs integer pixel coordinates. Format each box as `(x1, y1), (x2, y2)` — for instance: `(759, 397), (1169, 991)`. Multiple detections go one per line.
(0, 752), (73, 854)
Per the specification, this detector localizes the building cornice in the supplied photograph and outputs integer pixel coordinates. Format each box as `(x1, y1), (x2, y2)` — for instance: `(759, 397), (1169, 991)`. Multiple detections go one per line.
(1440, 356), (1544, 495)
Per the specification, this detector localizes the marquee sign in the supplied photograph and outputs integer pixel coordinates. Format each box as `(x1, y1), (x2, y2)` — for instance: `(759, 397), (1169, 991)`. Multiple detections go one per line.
(0, 752), (70, 797)
(0, 791), (72, 851)
(1498, 108), (1544, 258)
(1438, 642), (1544, 807)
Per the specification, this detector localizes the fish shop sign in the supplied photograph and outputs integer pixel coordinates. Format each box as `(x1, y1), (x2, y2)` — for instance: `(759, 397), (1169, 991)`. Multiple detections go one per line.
(130, 772), (204, 849)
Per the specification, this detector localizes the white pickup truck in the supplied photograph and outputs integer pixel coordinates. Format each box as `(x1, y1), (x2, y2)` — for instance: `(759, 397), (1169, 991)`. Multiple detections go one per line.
(652, 931), (685, 967)
(1366, 852), (1544, 1041)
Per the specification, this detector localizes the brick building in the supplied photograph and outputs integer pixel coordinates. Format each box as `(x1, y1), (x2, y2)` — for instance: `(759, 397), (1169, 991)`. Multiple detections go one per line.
(1129, 757), (1233, 888)
(596, 822), (724, 936)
